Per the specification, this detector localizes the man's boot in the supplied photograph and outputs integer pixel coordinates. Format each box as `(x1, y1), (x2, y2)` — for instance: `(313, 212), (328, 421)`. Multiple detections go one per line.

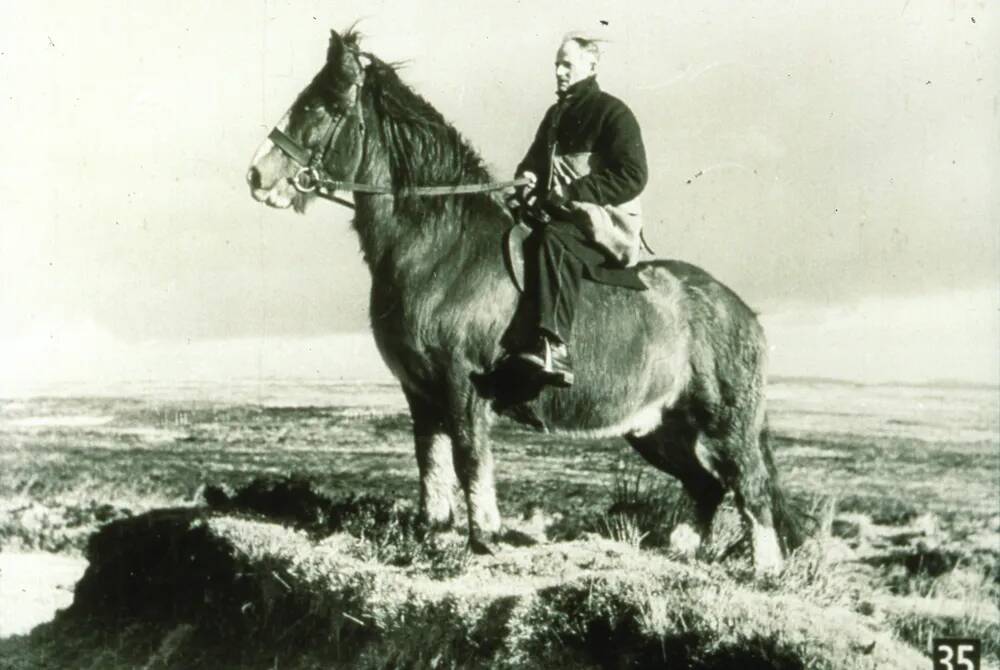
(517, 335), (574, 387)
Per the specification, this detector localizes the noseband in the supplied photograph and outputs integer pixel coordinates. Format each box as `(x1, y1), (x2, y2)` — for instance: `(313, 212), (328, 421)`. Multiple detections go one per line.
(267, 77), (368, 201)
(266, 66), (527, 208)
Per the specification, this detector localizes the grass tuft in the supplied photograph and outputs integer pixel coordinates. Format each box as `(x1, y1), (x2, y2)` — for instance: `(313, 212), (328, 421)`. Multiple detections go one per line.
(603, 462), (694, 549)
(206, 475), (470, 579)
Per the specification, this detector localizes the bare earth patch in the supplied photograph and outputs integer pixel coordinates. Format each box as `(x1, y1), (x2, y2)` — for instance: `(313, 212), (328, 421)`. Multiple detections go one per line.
(0, 552), (87, 637)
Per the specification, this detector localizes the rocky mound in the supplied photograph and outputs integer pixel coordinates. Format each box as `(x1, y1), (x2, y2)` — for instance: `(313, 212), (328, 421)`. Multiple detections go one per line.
(0, 479), (934, 670)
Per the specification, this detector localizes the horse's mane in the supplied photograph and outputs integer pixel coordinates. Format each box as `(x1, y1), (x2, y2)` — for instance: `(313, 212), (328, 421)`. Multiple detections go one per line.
(341, 30), (512, 268)
(351, 40), (496, 198)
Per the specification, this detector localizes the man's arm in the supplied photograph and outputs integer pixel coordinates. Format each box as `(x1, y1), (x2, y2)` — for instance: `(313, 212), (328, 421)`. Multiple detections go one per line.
(563, 103), (647, 206)
(516, 106), (554, 182)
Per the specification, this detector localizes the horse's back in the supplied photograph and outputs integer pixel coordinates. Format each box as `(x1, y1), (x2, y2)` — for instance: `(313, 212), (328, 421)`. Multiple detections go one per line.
(535, 258), (765, 434)
(634, 258), (765, 354)
(638, 259), (759, 318)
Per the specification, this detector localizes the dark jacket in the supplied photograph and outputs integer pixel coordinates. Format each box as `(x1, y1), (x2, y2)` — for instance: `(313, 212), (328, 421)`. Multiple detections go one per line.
(516, 76), (648, 207)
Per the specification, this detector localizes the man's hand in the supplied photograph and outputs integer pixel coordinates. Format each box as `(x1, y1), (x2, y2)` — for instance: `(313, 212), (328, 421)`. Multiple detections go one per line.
(521, 171), (538, 191)
(516, 171), (539, 207)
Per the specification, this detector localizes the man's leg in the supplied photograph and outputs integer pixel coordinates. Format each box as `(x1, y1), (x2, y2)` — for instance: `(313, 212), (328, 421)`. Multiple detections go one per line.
(519, 221), (585, 386)
(534, 221), (584, 343)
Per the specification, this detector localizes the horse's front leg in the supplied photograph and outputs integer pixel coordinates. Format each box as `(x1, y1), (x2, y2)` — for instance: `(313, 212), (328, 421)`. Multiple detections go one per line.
(445, 383), (501, 554)
(405, 390), (458, 529)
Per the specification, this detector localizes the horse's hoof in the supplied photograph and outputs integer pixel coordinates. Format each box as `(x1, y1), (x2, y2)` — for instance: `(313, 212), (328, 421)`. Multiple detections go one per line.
(500, 528), (540, 547)
(417, 514), (455, 535)
(753, 561), (784, 580)
(668, 523), (702, 558)
(469, 537), (498, 556)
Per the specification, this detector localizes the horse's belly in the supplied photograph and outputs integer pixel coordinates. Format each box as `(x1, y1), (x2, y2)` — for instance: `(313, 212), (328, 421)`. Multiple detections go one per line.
(536, 278), (692, 436)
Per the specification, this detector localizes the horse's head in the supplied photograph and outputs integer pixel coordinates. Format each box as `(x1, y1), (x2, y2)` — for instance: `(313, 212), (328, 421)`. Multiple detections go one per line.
(247, 30), (368, 210)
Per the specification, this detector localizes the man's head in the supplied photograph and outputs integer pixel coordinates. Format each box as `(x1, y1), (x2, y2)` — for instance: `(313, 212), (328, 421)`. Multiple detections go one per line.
(555, 37), (600, 93)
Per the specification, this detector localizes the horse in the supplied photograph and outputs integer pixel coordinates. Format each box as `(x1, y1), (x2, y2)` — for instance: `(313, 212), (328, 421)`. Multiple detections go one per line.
(246, 28), (803, 574)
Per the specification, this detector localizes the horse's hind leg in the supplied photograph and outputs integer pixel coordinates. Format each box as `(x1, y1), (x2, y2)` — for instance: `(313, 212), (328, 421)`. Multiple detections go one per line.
(405, 390), (458, 529)
(707, 403), (785, 576)
(625, 410), (726, 552)
(734, 436), (785, 576)
(677, 450), (726, 544)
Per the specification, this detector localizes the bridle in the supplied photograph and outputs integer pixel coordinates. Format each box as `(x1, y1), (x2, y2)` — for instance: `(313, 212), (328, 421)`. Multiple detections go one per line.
(266, 61), (528, 209)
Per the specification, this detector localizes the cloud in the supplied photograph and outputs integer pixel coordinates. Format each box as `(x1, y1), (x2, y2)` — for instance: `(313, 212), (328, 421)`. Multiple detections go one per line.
(762, 287), (999, 385)
(2, 2), (997, 390)
(0, 318), (393, 397)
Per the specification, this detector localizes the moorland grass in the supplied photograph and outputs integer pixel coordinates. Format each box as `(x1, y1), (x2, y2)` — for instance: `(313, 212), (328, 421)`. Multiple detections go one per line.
(0, 496), (932, 669)
(1, 391), (997, 666)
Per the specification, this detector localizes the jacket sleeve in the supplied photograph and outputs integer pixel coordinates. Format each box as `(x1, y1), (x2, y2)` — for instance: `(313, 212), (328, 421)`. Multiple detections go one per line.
(564, 103), (648, 206)
(515, 106), (554, 180)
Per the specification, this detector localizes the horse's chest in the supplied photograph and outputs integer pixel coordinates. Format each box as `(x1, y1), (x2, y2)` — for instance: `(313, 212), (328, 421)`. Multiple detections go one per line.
(367, 268), (514, 393)
(369, 301), (446, 390)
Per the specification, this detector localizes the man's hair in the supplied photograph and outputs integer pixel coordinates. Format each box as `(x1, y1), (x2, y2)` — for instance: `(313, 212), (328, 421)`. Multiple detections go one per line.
(561, 32), (604, 63)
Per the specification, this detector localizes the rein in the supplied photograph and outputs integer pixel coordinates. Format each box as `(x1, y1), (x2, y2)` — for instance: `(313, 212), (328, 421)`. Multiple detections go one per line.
(268, 126), (529, 210)
(268, 117), (653, 254)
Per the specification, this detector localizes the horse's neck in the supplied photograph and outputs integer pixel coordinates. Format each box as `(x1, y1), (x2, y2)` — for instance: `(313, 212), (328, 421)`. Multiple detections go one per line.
(351, 163), (503, 288)
(353, 196), (453, 281)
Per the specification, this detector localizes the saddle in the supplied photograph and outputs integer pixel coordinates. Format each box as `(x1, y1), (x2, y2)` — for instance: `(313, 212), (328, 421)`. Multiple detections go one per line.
(502, 209), (649, 292)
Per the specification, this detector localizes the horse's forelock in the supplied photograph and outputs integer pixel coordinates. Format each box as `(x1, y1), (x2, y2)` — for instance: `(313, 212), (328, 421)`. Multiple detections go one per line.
(329, 25), (364, 60)
(311, 36), (504, 226)
(342, 25), (362, 48)
(324, 30), (368, 91)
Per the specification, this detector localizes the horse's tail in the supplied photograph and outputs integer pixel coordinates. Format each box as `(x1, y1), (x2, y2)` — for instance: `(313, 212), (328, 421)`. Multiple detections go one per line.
(760, 419), (808, 554)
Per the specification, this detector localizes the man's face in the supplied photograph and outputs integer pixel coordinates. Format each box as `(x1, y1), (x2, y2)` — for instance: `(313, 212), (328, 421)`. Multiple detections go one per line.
(555, 40), (596, 93)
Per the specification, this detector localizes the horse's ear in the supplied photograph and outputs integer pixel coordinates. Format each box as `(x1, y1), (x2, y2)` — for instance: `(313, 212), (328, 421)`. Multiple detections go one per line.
(327, 30), (344, 66)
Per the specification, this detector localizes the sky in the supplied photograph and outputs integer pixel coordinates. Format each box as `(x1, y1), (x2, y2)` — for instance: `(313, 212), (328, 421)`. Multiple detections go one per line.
(0, 0), (997, 393)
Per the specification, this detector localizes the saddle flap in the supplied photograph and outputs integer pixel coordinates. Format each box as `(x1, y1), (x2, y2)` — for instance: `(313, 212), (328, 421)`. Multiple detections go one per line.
(503, 222), (533, 293)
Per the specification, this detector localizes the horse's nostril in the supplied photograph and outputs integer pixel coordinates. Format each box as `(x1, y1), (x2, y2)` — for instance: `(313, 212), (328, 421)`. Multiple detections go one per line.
(247, 167), (262, 189)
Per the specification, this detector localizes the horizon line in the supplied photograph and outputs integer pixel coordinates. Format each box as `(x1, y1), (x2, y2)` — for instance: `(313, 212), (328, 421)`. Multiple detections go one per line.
(2, 373), (997, 402)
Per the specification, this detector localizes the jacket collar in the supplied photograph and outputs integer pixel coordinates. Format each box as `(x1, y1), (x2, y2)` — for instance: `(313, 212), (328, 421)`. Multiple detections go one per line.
(557, 76), (599, 102)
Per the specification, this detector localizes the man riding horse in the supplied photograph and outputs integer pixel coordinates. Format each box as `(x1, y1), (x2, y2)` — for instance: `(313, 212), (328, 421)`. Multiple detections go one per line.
(248, 27), (801, 575)
(509, 34), (648, 388)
